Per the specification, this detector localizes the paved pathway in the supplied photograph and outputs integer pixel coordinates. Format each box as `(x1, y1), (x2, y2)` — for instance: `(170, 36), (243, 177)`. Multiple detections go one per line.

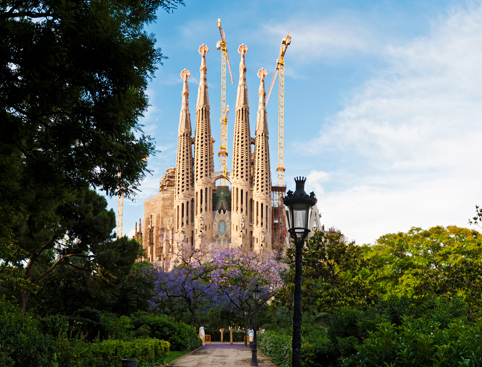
(164, 342), (277, 367)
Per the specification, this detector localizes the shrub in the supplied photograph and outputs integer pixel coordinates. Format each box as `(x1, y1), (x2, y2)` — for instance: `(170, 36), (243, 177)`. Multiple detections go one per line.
(130, 312), (201, 351)
(342, 318), (482, 367)
(258, 330), (292, 367)
(0, 298), (58, 367)
(77, 338), (170, 367)
(100, 314), (134, 340)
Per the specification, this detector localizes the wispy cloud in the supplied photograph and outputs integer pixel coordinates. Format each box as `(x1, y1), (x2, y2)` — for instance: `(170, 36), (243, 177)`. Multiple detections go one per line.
(306, 3), (482, 244)
(263, 16), (373, 63)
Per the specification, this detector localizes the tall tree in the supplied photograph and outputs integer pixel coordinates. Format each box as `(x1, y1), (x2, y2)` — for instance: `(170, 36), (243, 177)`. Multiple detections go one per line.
(8, 188), (143, 314)
(366, 226), (482, 311)
(275, 230), (376, 312)
(0, 0), (184, 312)
(150, 244), (217, 327)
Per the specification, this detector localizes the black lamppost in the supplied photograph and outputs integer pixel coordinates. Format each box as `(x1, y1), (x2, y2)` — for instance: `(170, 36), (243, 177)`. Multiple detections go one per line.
(284, 177), (317, 367)
(250, 282), (261, 366)
(244, 310), (248, 347)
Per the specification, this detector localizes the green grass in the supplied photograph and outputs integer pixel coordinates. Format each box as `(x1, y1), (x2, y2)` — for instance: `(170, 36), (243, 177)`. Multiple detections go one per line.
(162, 350), (190, 365)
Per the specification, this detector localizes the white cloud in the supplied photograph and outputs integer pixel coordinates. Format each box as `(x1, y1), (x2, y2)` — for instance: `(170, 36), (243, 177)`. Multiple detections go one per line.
(308, 3), (482, 244)
(263, 16), (373, 63)
(126, 227), (135, 238)
(307, 170), (329, 195)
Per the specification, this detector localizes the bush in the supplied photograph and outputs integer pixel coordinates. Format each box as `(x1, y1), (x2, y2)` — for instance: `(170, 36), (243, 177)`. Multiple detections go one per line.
(130, 312), (201, 351)
(258, 330), (292, 367)
(76, 338), (170, 367)
(0, 298), (58, 367)
(342, 318), (482, 366)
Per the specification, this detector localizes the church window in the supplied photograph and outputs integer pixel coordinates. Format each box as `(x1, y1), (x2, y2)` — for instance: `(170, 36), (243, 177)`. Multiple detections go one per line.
(218, 221), (226, 236)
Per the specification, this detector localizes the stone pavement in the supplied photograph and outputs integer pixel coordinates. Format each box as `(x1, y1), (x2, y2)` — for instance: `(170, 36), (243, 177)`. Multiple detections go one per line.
(164, 342), (277, 367)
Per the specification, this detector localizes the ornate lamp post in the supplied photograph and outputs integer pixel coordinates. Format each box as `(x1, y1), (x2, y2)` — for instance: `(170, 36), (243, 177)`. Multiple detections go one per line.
(284, 177), (317, 367)
(250, 282), (261, 366)
(244, 310), (249, 347)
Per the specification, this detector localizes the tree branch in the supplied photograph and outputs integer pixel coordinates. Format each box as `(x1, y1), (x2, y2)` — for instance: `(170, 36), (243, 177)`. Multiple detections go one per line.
(34, 254), (94, 284)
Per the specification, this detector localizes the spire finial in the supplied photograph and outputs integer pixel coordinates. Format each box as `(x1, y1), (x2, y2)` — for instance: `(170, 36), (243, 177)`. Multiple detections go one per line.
(199, 44), (209, 57)
(180, 69), (190, 110)
(238, 44), (248, 83)
(257, 68), (267, 106)
(257, 68), (267, 81)
(199, 44), (209, 75)
(197, 45), (210, 110)
(181, 68), (191, 81)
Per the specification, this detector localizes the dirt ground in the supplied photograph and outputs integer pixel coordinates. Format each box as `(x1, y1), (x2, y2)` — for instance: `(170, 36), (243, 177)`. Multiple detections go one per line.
(163, 342), (277, 367)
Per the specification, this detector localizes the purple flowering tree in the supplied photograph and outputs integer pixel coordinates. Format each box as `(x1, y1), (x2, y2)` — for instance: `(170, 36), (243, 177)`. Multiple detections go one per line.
(150, 243), (219, 326)
(150, 243), (287, 329)
(208, 247), (287, 328)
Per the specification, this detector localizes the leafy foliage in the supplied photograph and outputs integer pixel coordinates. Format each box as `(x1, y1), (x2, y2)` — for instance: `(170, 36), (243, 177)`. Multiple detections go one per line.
(365, 226), (482, 312)
(75, 338), (170, 367)
(0, 0), (183, 313)
(0, 298), (58, 367)
(130, 312), (201, 351)
(275, 230), (375, 312)
(150, 243), (286, 330)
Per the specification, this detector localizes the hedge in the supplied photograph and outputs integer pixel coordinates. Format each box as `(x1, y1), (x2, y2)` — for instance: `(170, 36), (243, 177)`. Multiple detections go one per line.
(74, 338), (170, 367)
(130, 312), (201, 351)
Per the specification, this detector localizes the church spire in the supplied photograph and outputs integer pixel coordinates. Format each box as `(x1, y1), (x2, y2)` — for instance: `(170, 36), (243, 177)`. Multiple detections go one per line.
(253, 68), (272, 251)
(235, 44), (249, 109)
(194, 44), (214, 247)
(256, 68), (268, 135)
(197, 44), (210, 110)
(178, 69), (191, 134)
(174, 69), (194, 245)
(231, 44), (252, 247)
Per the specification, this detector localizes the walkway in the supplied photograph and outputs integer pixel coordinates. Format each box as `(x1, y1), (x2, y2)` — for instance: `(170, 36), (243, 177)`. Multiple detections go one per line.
(164, 342), (277, 367)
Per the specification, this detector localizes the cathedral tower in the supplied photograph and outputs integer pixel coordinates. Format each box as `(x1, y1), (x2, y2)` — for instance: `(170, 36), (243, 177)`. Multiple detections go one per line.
(231, 44), (252, 247)
(194, 45), (214, 246)
(253, 68), (272, 251)
(174, 69), (194, 246)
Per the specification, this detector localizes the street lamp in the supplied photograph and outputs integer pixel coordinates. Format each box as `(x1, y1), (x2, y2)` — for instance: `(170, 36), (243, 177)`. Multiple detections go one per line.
(244, 310), (249, 347)
(250, 282), (261, 366)
(284, 177), (317, 367)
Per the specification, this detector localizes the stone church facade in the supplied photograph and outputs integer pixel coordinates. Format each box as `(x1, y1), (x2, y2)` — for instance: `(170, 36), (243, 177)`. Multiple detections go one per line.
(135, 44), (277, 264)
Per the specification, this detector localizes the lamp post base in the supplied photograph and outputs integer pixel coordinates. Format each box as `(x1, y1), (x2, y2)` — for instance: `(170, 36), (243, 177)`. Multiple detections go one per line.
(250, 342), (258, 366)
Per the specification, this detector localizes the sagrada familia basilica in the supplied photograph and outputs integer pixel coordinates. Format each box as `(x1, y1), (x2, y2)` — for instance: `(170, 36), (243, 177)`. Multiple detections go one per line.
(134, 44), (292, 264)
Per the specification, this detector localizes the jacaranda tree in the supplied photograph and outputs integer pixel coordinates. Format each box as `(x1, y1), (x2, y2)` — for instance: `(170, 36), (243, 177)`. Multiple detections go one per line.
(150, 243), (287, 328)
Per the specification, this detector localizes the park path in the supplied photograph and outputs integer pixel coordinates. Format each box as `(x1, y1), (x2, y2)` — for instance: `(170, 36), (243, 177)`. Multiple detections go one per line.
(164, 342), (277, 367)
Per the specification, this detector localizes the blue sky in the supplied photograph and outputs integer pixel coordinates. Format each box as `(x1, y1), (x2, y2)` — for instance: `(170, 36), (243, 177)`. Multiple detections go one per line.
(106, 0), (482, 245)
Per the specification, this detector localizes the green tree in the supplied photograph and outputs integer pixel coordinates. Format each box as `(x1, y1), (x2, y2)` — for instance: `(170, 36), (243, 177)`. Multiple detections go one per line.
(275, 231), (376, 313)
(8, 188), (143, 314)
(0, 0), (183, 313)
(365, 226), (482, 312)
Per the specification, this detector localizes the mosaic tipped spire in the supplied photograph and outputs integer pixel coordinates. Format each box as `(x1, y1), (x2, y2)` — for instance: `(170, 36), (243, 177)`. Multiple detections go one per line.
(236, 44), (249, 109)
(197, 44), (210, 110)
(256, 68), (268, 135)
(178, 69), (191, 134)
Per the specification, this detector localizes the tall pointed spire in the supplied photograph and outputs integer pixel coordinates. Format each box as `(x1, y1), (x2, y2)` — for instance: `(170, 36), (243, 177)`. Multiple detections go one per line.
(256, 68), (268, 134)
(253, 68), (272, 251)
(231, 44), (252, 248)
(236, 44), (249, 109)
(174, 69), (194, 245)
(194, 44), (214, 247)
(197, 44), (210, 110)
(179, 69), (191, 134)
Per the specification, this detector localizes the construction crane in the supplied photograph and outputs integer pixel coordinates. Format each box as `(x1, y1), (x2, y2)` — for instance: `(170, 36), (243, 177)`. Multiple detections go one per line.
(266, 33), (291, 191)
(216, 18), (234, 186)
(117, 155), (147, 238)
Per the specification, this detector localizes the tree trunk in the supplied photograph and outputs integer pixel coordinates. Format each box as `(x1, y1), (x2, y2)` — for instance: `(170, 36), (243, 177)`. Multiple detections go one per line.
(187, 301), (202, 327)
(19, 290), (31, 316)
